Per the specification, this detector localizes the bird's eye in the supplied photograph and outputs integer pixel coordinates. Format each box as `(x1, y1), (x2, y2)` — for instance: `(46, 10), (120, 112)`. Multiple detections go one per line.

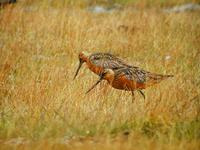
(102, 72), (107, 76)
(100, 72), (106, 77)
(94, 56), (100, 60)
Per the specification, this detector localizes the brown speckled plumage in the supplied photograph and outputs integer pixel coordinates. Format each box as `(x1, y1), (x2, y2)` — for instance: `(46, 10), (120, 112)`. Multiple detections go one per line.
(74, 51), (173, 100)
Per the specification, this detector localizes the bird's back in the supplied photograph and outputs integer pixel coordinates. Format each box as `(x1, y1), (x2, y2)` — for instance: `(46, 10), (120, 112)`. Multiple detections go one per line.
(89, 53), (130, 70)
(113, 66), (173, 89)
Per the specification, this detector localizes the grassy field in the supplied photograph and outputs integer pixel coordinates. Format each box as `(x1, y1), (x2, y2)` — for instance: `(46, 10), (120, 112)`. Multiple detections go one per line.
(0, 0), (200, 149)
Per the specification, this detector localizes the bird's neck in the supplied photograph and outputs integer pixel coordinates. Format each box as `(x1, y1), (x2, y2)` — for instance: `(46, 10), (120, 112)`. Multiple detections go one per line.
(105, 75), (114, 85)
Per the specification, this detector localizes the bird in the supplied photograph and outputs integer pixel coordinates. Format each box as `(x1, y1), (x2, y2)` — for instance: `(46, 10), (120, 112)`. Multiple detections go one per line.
(86, 67), (173, 101)
(74, 51), (173, 100)
(73, 51), (131, 80)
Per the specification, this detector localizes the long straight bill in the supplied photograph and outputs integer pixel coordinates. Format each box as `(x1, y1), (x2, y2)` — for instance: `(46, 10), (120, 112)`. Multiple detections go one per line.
(85, 78), (103, 94)
(73, 61), (83, 80)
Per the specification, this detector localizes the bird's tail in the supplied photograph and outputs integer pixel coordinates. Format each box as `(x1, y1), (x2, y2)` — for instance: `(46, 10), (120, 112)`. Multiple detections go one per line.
(145, 73), (174, 87)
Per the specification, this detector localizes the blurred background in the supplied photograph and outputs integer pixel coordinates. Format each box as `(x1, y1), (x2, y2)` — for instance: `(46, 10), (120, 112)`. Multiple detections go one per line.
(0, 0), (200, 150)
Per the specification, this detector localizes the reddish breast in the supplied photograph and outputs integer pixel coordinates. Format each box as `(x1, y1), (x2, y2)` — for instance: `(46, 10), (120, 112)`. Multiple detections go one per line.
(111, 75), (133, 90)
(112, 75), (146, 91)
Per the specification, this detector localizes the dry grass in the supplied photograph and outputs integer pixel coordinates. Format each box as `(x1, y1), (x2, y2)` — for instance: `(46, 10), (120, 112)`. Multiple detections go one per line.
(0, 1), (200, 149)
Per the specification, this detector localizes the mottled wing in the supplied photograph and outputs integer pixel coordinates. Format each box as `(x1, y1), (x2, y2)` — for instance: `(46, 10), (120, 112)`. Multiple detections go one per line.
(89, 53), (130, 69)
(120, 66), (173, 86)
(115, 67), (148, 83)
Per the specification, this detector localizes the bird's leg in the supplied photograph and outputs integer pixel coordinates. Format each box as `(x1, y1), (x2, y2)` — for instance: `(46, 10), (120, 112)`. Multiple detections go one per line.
(138, 90), (145, 100)
(131, 91), (135, 103)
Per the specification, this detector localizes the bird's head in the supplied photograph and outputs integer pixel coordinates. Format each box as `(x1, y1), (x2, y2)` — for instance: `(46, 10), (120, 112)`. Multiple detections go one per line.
(100, 69), (115, 81)
(78, 51), (90, 62)
(73, 51), (90, 80)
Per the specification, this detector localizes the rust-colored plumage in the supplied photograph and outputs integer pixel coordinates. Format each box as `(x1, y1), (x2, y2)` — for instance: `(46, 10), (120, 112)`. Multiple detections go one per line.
(86, 67), (173, 99)
(73, 51), (130, 79)
(74, 51), (173, 100)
